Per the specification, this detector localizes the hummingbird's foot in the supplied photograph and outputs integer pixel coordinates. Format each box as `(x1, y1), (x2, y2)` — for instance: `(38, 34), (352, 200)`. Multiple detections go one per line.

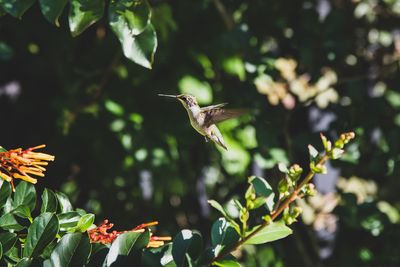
(204, 136), (209, 142)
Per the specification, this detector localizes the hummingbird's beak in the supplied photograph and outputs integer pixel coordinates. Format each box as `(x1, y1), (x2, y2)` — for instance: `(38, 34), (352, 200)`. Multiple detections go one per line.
(158, 94), (178, 98)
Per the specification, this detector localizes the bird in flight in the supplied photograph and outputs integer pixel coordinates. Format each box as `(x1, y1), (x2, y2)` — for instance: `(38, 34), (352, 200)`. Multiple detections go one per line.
(158, 94), (246, 150)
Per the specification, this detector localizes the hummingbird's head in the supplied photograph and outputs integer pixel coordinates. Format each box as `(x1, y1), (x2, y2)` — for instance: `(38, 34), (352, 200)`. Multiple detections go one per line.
(177, 94), (198, 108)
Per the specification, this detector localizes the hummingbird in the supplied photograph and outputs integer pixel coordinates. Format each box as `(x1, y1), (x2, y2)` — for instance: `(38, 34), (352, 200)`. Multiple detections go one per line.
(158, 94), (246, 150)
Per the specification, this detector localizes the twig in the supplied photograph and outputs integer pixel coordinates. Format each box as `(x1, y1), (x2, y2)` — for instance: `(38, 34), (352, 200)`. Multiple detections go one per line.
(211, 0), (234, 30)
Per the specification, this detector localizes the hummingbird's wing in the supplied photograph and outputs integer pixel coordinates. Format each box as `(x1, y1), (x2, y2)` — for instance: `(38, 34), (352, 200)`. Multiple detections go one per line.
(202, 106), (247, 126)
(200, 103), (228, 112)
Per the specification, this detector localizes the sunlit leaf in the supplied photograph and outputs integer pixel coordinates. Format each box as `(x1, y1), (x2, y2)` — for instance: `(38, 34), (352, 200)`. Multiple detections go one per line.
(178, 75), (212, 105)
(58, 211), (81, 231)
(70, 213), (95, 232)
(222, 55), (246, 81)
(105, 231), (150, 266)
(213, 254), (241, 267)
(108, 0), (151, 35)
(208, 200), (229, 218)
(69, 0), (105, 37)
(244, 221), (292, 245)
(248, 176), (275, 212)
(105, 99), (125, 116)
(172, 229), (203, 267)
(15, 258), (32, 267)
(109, 0), (157, 68)
(211, 218), (240, 257)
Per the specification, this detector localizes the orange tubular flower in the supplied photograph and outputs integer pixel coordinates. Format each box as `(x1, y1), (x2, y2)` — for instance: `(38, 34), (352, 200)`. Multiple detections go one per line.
(88, 220), (172, 248)
(0, 144), (55, 191)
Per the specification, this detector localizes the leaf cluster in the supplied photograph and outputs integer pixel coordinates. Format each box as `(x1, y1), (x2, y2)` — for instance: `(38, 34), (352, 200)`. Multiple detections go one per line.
(0, 0), (157, 68)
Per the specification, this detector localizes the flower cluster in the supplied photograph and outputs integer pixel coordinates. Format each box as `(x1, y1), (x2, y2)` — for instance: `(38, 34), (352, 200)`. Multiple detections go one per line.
(0, 144), (55, 191)
(255, 58), (339, 109)
(88, 220), (171, 248)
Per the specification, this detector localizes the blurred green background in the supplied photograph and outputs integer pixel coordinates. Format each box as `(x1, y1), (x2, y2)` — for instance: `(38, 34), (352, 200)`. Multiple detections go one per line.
(1, 0), (399, 266)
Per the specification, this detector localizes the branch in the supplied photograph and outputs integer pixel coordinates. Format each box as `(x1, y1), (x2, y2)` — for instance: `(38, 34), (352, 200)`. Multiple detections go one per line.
(211, 155), (329, 263)
(211, 0), (234, 30)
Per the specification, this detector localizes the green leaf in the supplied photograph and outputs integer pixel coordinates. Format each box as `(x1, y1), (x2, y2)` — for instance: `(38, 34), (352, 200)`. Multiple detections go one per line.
(248, 176), (275, 212)
(50, 233), (91, 267)
(211, 218), (240, 257)
(39, 0), (68, 26)
(213, 255), (241, 267)
(0, 232), (17, 254)
(69, 0), (105, 37)
(244, 221), (292, 245)
(172, 229), (202, 267)
(23, 213), (59, 258)
(105, 231), (150, 266)
(208, 200), (241, 233)
(15, 258), (32, 267)
(330, 148), (344, 159)
(0, 0), (35, 18)
(109, 1), (157, 69)
(108, 0), (151, 35)
(40, 241), (57, 260)
(142, 243), (175, 267)
(208, 200), (229, 218)
(308, 145), (319, 159)
(222, 55), (246, 81)
(56, 192), (73, 213)
(70, 213), (94, 232)
(0, 213), (24, 231)
(309, 162), (327, 174)
(386, 90), (400, 108)
(12, 205), (32, 220)
(41, 188), (58, 213)
(13, 181), (36, 211)
(58, 211), (81, 231)
(178, 75), (213, 105)
(0, 181), (11, 208)
(105, 99), (125, 116)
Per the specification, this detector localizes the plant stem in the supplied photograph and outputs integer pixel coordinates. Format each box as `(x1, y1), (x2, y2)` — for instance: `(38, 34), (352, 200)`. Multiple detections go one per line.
(211, 0), (234, 30)
(211, 154), (329, 264)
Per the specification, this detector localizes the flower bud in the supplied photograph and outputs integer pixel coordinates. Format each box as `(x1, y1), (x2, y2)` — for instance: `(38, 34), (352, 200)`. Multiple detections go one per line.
(304, 183), (316, 197)
(247, 201), (255, 210)
(291, 207), (302, 218)
(284, 215), (295, 225)
(240, 209), (249, 223)
(288, 164), (303, 181)
(263, 215), (272, 224)
(278, 179), (289, 194)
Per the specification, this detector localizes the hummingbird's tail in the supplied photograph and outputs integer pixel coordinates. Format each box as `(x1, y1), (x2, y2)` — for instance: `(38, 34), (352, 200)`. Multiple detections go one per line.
(208, 126), (228, 150)
(216, 140), (228, 150)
